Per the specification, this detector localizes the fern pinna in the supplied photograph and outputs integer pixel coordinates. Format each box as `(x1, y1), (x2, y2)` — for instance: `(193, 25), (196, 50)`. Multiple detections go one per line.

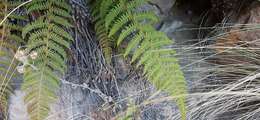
(0, 0), (26, 118)
(89, 0), (114, 64)
(90, 0), (187, 119)
(22, 0), (73, 119)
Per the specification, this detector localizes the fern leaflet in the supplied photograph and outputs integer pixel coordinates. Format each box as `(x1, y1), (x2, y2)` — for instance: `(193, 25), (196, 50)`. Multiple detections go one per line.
(89, 0), (116, 64)
(22, 0), (73, 119)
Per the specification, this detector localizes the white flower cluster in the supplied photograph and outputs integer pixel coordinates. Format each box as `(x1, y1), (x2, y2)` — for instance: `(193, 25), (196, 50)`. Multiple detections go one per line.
(14, 49), (38, 73)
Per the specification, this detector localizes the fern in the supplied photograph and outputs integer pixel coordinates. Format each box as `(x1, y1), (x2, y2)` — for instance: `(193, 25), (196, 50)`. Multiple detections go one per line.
(0, 0), (26, 118)
(90, 0), (187, 119)
(22, 0), (73, 119)
(89, 0), (116, 64)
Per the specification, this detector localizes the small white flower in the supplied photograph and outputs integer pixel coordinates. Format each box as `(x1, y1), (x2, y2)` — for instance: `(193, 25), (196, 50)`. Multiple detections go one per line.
(14, 50), (27, 62)
(14, 50), (24, 59)
(29, 51), (38, 60)
(17, 65), (25, 74)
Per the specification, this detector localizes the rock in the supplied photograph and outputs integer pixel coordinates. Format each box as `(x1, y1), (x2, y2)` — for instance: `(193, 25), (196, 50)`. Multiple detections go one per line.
(9, 90), (29, 120)
(214, 2), (260, 52)
(150, 0), (176, 16)
(210, 0), (255, 22)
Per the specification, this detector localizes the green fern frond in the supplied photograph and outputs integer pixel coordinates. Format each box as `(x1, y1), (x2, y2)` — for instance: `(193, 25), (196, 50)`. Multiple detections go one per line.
(105, 3), (123, 29)
(1, 0), (26, 43)
(51, 0), (72, 12)
(117, 23), (138, 45)
(0, 0), (26, 118)
(49, 15), (72, 27)
(89, 1), (100, 20)
(108, 11), (158, 37)
(92, 0), (187, 119)
(1, 1), (24, 7)
(0, 13), (28, 20)
(105, 0), (148, 29)
(26, 2), (48, 13)
(124, 32), (144, 56)
(22, 0), (73, 119)
(89, 0), (117, 64)
(53, 8), (72, 18)
(22, 19), (47, 38)
(95, 22), (113, 63)
(5, 22), (23, 31)
(100, 0), (114, 18)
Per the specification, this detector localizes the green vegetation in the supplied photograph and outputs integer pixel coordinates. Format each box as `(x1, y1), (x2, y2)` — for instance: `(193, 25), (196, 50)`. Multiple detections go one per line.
(0, 0), (187, 119)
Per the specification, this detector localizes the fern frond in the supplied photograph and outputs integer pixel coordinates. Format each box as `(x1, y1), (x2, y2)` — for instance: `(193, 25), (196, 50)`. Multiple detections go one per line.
(0, 0), (26, 118)
(89, 1), (100, 20)
(22, 19), (47, 38)
(89, 0), (117, 64)
(105, 3), (123, 29)
(108, 11), (158, 37)
(5, 22), (23, 31)
(1, 1), (24, 8)
(49, 15), (72, 27)
(51, 0), (72, 12)
(117, 23), (138, 45)
(105, 0), (148, 29)
(0, 12), (28, 20)
(26, 2), (48, 13)
(99, 0), (114, 18)
(53, 8), (72, 18)
(0, 0), (26, 44)
(22, 0), (73, 119)
(92, 0), (187, 119)
(124, 32), (143, 56)
(131, 32), (172, 62)
(95, 22), (113, 63)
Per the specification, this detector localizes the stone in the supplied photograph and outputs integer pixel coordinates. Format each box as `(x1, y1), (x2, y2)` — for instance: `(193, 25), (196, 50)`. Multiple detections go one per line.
(150, 0), (176, 16)
(215, 2), (260, 52)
